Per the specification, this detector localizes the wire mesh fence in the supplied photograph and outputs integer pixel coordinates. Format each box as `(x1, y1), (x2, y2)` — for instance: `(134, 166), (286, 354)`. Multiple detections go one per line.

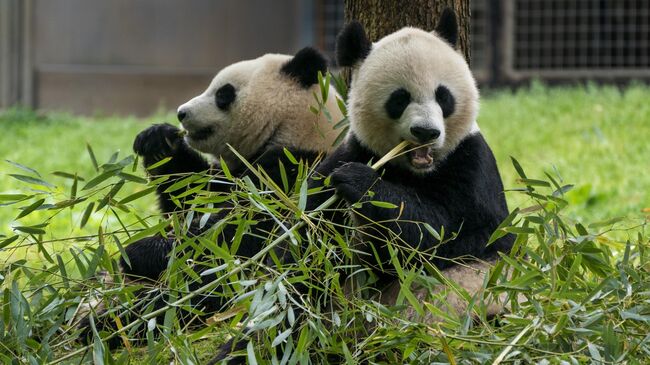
(503, 0), (650, 80)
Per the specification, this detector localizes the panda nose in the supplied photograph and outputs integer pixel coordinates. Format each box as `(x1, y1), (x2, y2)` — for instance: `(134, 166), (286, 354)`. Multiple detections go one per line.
(410, 126), (440, 143)
(177, 109), (188, 123)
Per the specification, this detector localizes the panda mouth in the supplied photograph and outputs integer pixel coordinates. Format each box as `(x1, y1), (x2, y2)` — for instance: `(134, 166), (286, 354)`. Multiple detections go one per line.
(407, 144), (434, 169)
(186, 126), (214, 141)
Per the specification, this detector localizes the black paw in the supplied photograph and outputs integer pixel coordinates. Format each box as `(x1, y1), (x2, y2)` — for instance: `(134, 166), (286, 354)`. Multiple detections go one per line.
(133, 123), (184, 160)
(330, 162), (378, 203)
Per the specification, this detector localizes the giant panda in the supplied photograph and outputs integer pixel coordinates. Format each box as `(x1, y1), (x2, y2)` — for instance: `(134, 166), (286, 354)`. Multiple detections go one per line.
(79, 47), (344, 348)
(309, 10), (515, 319)
(212, 9), (514, 365)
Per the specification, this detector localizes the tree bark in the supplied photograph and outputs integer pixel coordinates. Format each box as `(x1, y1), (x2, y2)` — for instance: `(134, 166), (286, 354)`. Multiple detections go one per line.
(344, 0), (471, 64)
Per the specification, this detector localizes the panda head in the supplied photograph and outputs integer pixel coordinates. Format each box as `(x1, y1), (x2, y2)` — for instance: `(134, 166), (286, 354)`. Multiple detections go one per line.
(177, 47), (341, 166)
(337, 9), (479, 174)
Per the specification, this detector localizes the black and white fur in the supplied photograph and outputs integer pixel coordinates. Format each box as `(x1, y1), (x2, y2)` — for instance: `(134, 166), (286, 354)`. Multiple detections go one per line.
(212, 9), (514, 364)
(78, 47), (343, 348)
(315, 9), (514, 316)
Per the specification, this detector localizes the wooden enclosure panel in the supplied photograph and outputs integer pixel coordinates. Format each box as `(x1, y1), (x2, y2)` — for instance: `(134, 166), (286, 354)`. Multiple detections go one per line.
(29, 0), (315, 116)
(36, 70), (213, 116)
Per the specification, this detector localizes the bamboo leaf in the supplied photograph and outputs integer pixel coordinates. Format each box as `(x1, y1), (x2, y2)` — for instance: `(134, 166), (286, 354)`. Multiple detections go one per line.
(82, 171), (118, 191)
(510, 156), (527, 179)
(146, 156), (172, 170)
(80, 202), (95, 228)
(9, 174), (55, 188)
(52, 171), (86, 181)
(5, 160), (41, 177)
(118, 186), (157, 205)
(87, 143), (99, 171)
(15, 198), (45, 219)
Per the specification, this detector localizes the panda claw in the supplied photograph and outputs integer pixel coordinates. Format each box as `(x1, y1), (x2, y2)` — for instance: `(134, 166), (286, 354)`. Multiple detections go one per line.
(330, 162), (377, 202)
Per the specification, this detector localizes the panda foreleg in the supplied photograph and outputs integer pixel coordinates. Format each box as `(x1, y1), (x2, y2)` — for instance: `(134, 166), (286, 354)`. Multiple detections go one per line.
(133, 123), (213, 214)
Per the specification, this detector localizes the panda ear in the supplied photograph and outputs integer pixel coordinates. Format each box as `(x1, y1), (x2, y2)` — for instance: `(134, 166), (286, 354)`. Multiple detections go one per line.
(434, 8), (458, 48)
(280, 47), (328, 88)
(336, 21), (371, 67)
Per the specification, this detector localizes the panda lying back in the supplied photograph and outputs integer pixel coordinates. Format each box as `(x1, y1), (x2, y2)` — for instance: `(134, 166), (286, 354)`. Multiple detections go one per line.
(311, 9), (513, 274)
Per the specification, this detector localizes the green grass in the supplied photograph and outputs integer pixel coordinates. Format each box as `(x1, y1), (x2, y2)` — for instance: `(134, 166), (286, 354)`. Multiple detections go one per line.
(480, 82), (650, 223)
(0, 83), (649, 364)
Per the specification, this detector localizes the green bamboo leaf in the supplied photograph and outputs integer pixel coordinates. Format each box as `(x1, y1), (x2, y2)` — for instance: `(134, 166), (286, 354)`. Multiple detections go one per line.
(86, 143), (99, 171)
(163, 174), (203, 193)
(588, 217), (625, 228)
(14, 225), (46, 235)
(71, 173), (78, 199)
(15, 198), (45, 219)
(119, 186), (157, 205)
(220, 157), (232, 180)
(122, 220), (169, 246)
(422, 223), (441, 241)
(246, 341), (258, 365)
(82, 171), (118, 191)
(336, 96), (347, 116)
(333, 126), (349, 147)
(0, 194), (30, 203)
(131, 154), (139, 173)
(56, 254), (70, 288)
(488, 207), (520, 245)
(96, 180), (125, 211)
(0, 235), (19, 249)
(9, 174), (55, 188)
(5, 160), (41, 177)
(272, 329), (292, 347)
(117, 172), (147, 184)
(51, 171), (85, 181)
(80, 202), (95, 228)
(297, 179), (308, 211)
(503, 226), (536, 235)
(510, 156), (527, 179)
(146, 156), (172, 170)
(517, 178), (551, 187)
(278, 160), (289, 192)
(369, 200), (398, 209)
(283, 148), (298, 165)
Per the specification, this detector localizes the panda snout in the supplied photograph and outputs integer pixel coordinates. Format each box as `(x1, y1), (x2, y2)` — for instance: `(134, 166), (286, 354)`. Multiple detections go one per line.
(177, 108), (189, 123)
(410, 126), (441, 143)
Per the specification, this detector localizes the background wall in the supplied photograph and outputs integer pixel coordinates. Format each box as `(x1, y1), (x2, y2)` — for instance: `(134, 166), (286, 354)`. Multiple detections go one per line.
(0, 0), (314, 116)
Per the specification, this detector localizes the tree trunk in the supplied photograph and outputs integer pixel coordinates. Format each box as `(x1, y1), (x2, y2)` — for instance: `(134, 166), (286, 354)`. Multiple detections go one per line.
(344, 0), (471, 64)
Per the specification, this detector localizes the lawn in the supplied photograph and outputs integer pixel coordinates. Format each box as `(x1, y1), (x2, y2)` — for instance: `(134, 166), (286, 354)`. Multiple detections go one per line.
(1, 83), (649, 364)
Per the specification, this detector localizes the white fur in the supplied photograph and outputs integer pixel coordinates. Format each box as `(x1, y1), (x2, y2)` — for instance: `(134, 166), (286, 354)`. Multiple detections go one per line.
(178, 54), (343, 167)
(347, 28), (479, 173)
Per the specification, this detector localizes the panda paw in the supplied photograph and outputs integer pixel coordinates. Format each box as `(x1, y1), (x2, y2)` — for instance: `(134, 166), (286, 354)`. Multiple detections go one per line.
(133, 123), (184, 160)
(330, 162), (378, 203)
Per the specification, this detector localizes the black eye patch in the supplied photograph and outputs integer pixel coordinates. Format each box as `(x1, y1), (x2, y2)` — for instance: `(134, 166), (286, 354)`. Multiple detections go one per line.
(435, 85), (455, 118)
(385, 88), (411, 119)
(215, 83), (236, 110)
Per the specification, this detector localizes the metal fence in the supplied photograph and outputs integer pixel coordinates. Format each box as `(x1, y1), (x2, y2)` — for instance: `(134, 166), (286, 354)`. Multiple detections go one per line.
(502, 0), (650, 80)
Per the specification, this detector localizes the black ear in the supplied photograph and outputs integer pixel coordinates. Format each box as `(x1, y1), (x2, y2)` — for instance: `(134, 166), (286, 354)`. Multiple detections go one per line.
(435, 8), (458, 47)
(280, 47), (328, 88)
(336, 21), (371, 67)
